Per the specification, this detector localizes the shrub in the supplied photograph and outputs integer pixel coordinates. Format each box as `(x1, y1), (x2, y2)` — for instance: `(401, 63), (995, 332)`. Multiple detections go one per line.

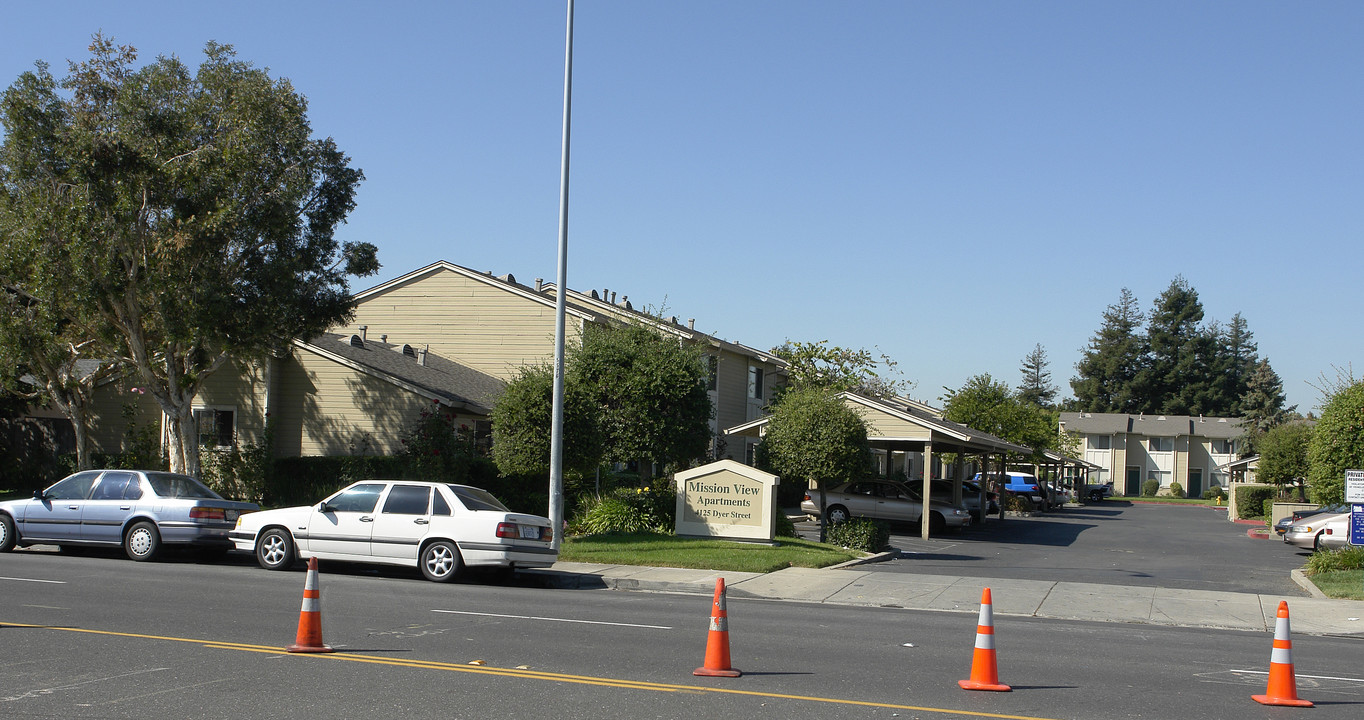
(1142, 479), (1160, 497)
(826, 518), (889, 553)
(1168, 482), (1184, 499)
(1235, 485), (1275, 520)
(1262, 498), (1276, 520)
(571, 485), (677, 535)
(1303, 546), (1364, 576)
(1202, 486), (1226, 500)
(1005, 494), (1035, 513)
(775, 512), (797, 538)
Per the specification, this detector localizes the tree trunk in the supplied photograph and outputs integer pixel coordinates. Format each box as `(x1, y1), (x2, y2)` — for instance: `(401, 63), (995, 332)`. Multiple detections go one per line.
(817, 480), (829, 544)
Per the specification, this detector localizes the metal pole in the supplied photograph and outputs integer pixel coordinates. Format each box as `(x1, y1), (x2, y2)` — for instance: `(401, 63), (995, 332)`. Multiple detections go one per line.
(548, 0), (574, 550)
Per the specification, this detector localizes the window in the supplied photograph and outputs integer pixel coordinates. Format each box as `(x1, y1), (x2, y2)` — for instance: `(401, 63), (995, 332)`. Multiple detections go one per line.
(44, 472), (101, 500)
(146, 473), (220, 499)
(91, 472), (140, 501)
(1148, 470), (1170, 486)
(449, 485), (510, 512)
(325, 484), (384, 513)
(382, 485), (432, 515)
(747, 366), (764, 400)
(706, 356), (719, 391)
(432, 490), (452, 516)
(1089, 436), (1111, 450)
(1147, 437), (1173, 453)
(194, 407), (235, 448)
(1209, 439), (1234, 455)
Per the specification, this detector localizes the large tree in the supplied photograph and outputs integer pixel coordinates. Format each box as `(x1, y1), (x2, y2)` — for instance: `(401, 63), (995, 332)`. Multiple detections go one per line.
(569, 322), (713, 479)
(0, 36), (378, 475)
(757, 385), (870, 541)
(771, 339), (912, 399)
(1017, 343), (1057, 408)
(1306, 380), (1364, 505)
(1239, 358), (1295, 440)
(1070, 288), (1148, 413)
(1215, 312), (1259, 415)
(942, 373), (1055, 459)
(490, 365), (603, 477)
(1143, 276), (1221, 415)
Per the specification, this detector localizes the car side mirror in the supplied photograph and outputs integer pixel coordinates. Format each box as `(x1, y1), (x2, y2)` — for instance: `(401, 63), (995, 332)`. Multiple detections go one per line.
(318, 501), (334, 513)
(33, 489), (47, 500)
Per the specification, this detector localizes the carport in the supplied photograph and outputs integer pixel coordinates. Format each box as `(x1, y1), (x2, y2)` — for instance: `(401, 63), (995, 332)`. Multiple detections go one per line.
(1038, 450), (1103, 499)
(724, 392), (1033, 540)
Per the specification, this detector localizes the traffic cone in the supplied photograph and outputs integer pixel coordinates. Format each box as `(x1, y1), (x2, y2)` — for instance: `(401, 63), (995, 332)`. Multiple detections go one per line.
(287, 557), (335, 653)
(958, 587), (1010, 692)
(1252, 601), (1312, 707)
(693, 577), (741, 677)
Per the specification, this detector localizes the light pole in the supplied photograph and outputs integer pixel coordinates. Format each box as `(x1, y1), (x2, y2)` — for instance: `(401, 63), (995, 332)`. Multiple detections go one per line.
(548, 0), (575, 549)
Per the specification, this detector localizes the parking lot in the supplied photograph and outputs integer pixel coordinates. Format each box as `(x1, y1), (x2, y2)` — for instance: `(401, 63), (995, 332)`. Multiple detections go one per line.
(799, 501), (1310, 597)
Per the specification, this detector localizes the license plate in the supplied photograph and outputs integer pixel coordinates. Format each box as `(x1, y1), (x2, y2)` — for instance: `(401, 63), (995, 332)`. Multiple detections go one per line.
(519, 525), (541, 540)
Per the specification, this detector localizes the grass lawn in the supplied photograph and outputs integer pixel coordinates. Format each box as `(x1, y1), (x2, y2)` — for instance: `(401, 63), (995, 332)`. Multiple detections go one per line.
(559, 532), (860, 573)
(1307, 570), (1364, 601)
(1126, 497), (1218, 506)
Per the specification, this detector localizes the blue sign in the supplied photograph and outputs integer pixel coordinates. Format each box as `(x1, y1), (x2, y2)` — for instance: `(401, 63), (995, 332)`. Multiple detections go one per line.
(1352, 505), (1364, 547)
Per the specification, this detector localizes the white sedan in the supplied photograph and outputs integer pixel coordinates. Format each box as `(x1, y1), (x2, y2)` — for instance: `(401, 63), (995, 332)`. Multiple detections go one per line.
(230, 481), (556, 582)
(1283, 511), (1353, 552)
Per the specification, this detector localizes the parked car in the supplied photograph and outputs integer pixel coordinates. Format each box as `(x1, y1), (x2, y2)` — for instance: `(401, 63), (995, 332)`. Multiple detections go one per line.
(1274, 504), (1348, 537)
(1283, 511), (1353, 551)
(973, 472), (1049, 511)
(230, 480), (556, 582)
(0, 469), (258, 561)
(1084, 482), (1115, 502)
(928, 479), (998, 521)
(800, 479), (972, 532)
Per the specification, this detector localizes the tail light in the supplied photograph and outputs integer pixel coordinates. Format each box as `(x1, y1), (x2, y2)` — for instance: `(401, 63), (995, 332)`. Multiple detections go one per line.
(541, 526), (554, 542)
(803, 493), (812, 502)
(496, 522), (517, 538)
(190, 507), (226, 521)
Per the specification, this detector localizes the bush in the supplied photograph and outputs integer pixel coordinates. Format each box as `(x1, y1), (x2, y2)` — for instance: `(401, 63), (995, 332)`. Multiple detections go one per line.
(571, 485), (677, 535)
(1202, 486), (1226, 500)
(826, 518), (889, 553)
(1236, 485), (1275, 520)
(1304, 546), (1364, 576)
(1142, 479), (1159, 497)
(1168, 482), (1185, 499)
(775, 511), (797, 538)
(1005, 494), (1035, 513)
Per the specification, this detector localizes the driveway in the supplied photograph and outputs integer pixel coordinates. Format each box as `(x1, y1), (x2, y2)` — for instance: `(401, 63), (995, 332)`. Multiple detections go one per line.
(802, 501), (1310, 597)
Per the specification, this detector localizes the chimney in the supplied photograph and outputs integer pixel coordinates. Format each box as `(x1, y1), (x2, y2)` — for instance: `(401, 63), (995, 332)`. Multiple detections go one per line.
(688, 318), (695, 330)
(358, 325), (368, 342)
(417, 346), (428, 366)
(380, 334), (388, 343)
(610, 291), (617, 303)
(535, 278), (543, 291)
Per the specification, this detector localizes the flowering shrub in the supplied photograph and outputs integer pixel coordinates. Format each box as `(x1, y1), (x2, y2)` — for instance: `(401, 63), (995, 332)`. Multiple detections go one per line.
(571, 484), (677, 535)
(401, 401), (475, 480)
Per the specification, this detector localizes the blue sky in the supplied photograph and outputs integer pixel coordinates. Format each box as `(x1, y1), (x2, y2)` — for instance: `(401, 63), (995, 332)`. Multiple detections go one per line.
(4, 1), (1360, 414)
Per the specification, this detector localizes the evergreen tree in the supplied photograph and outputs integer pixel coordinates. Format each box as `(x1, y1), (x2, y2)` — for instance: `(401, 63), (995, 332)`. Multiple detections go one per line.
(1143, 277), (1221, 415)
(1240, 358), (1295, 437)
(1216, 313), (1259, 415)
(1017, 343), (1057, 408)
(1070, 288), (1148, 413)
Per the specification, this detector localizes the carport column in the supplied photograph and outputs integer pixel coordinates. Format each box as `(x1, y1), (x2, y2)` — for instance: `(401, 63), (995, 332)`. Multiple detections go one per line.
(921, 442), (934, 540)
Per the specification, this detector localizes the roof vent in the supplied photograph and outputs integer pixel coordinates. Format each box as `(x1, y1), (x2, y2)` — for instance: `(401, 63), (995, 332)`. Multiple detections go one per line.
(358, 325), (368, 342)
(349, 334), (364, 348)
(1157, 416), (1166, 421)
(610, 291), (617, 303)
(535, 278), (543, 291)
(1218, 418), (1228, 423)
(402, 344), (417, 358)
(590, 290), (600, 299)
(417, 346), (428, 366)
(380, 334), (388, 343)
(688, 318), (695, 330)
(498, 273), (515, 284)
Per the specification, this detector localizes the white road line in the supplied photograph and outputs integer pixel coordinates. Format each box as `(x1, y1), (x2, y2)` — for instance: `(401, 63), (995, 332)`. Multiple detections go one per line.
(1231, 669), (1364, 683)
(0, 576), (66, 584)
(433, 609), (671, 629)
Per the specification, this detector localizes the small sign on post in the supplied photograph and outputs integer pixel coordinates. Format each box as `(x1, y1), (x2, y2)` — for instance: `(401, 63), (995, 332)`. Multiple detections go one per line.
(1346, 469), (1364, 503)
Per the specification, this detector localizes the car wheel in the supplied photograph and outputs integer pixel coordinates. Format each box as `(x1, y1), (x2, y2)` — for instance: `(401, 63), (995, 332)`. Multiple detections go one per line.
(826, 505), (851, 524)
(256, 528), (297, 571)
(0, 514), (15, 552)
(420, 541), (462, 582)
(1313, 532), (1324, 552)
(1089, 490), (1103, 502)
(124, 521), (161, 562)
(929, 512), (947, 534)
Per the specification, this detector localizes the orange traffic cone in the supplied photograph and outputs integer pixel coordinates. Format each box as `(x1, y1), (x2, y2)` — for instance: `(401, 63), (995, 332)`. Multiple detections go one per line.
(693, 577), (741, 677)
(1252, 601), (1312, 707)
(287, 557), (335, 653)
(959, 587), (1010, 692)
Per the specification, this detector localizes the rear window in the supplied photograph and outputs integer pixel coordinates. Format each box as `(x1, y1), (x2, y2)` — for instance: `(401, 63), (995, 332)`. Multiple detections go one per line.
(146, 473), (222, 499)
(448, 485), (510, 512)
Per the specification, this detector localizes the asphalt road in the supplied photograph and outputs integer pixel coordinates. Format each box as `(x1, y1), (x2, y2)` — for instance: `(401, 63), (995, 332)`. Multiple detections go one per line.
(4, 546), (1364, 719)
(801, 501), (1310, 597)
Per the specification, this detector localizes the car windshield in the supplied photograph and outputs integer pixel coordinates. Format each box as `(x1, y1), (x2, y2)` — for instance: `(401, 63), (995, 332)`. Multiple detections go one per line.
(146, 472), (222, 499)
(449, 485), (510, 512)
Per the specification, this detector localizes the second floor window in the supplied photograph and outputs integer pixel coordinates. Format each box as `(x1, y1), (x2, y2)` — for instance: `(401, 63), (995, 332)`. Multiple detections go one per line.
(748, 366), (764, 400)
(1147, 437), (1173, 453)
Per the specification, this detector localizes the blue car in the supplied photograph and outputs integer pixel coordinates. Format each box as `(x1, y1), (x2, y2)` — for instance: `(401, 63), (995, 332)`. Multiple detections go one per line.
(0, 470), (258, 561)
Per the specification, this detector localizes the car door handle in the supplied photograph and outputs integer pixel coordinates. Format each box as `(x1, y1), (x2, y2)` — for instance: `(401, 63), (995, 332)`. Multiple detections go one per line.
(119, 506), (131, 511)
(68, 505), (80, 510)
(359, 516), (374, 522)
(414, 519), (429, 525)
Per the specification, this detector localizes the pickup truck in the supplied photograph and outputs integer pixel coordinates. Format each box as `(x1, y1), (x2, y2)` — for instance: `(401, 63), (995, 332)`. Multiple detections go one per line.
(1084, 482), (1115, 502)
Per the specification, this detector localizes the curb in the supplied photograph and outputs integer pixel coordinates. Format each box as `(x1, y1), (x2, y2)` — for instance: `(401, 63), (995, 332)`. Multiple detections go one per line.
(1290, 569), (1329, 599)
(1246, 528), (1271, 540)
(824, 550), (897, 569)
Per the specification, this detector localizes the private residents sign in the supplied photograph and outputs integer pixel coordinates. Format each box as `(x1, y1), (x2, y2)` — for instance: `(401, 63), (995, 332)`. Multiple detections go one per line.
(674, 460), (780, 541)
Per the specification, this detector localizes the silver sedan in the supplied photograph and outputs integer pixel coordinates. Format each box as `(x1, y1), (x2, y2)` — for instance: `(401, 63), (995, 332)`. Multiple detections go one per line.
(1283, 511), (1353, 551)
(801, 479), (972, 532)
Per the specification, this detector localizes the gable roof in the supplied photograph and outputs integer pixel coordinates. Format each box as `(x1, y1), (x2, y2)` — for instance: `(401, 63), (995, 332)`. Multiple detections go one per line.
(1059, 412), (1244, 439)
(354, 261), (599, 323)
(295, 332), (505, 414)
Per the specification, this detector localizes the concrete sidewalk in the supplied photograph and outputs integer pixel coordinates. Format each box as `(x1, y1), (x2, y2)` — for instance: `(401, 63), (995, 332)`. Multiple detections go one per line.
(523, 560), (1364, 636)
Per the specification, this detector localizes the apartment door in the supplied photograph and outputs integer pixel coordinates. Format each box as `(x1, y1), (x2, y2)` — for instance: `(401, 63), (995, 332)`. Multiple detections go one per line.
(1125, 466), (1142, 496)
(1187, 469), (1203, 498)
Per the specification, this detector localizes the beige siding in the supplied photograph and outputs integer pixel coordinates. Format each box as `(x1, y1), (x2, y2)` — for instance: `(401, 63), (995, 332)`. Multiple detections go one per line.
(272, 348), (487, 457)
(714, 350), (750, 432)
(348, 269), (581, 381)
(87, 378), (163, 454)
(193, 359), (269, 446)
(859, 409), (933, 441)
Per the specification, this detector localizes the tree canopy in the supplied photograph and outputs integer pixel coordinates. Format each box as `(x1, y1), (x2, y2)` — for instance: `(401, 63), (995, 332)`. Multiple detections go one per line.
(490, 365), (603, 477)
(771, 339), (912, 399)
(1017, 343), (1057, 408)
(1306, 380), (1364, 505)
(0, 35), (378, 475)
(1255, 422), (1312, 499)
(942, 373), (1056, 460)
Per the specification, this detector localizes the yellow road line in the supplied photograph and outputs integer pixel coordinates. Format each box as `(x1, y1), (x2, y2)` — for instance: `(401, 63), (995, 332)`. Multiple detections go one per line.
(2, 622), (1063, 720)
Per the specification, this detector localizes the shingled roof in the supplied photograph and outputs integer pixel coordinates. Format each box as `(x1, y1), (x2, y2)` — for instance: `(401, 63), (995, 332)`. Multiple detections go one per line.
(296, 333), (506, 414)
